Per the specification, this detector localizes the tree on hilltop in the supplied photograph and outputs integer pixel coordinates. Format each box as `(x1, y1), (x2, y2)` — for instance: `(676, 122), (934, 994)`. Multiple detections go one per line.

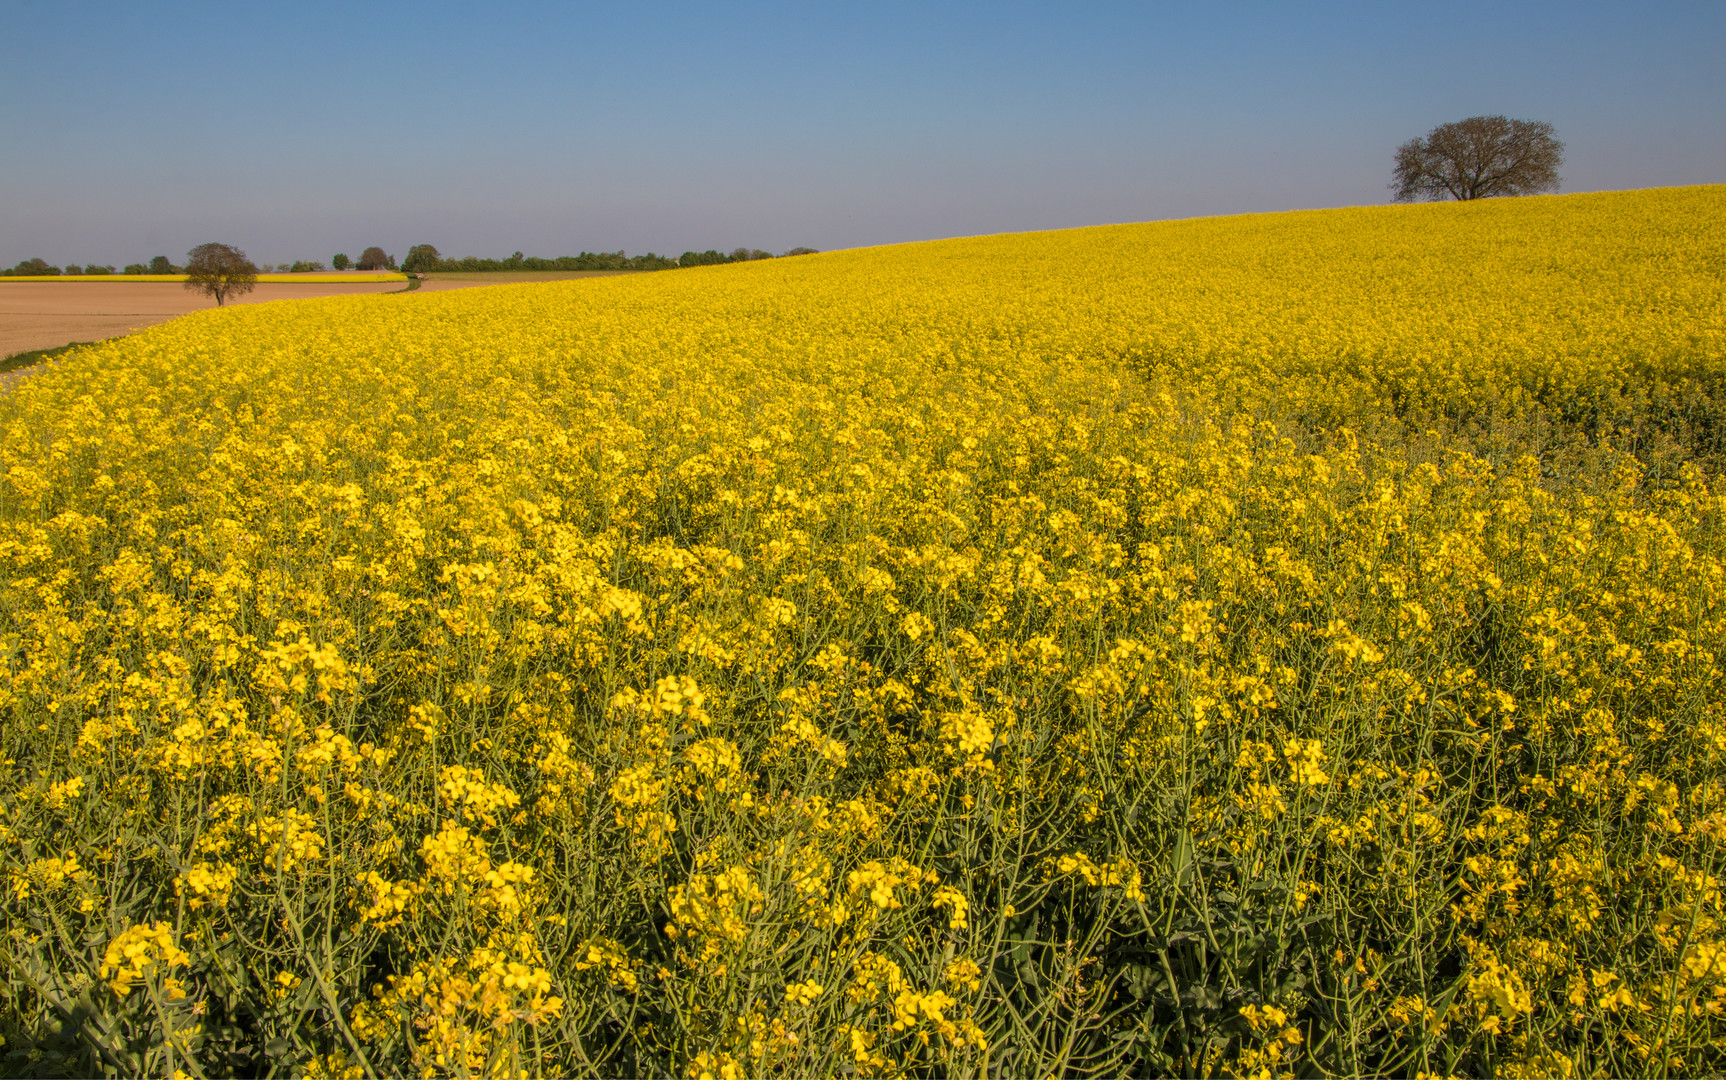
(1392, 115), (1563, 201)
(183, 243), (258, 307)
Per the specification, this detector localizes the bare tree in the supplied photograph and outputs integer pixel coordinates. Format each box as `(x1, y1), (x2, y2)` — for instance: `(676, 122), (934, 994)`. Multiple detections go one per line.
(183, 243), (258, 306)
(1391, 116), (1563, 202)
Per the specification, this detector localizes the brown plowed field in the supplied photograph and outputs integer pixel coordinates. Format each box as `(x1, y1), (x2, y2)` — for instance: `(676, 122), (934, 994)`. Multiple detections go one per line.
(0, 281), (409, 358)
(1, 273), (646, 360)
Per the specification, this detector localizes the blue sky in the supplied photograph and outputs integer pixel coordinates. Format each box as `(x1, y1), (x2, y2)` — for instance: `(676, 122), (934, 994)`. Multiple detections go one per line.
(2, 1), (1721, 266)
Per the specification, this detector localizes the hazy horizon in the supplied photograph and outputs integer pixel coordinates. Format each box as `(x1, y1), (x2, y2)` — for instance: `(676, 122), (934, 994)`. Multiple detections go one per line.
(3, 0), (1722, 267)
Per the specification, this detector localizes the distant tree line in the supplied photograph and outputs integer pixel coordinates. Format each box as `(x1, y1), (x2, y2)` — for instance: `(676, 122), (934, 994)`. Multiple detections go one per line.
(4, 248), (400, 277)
(400, 246), (674, 274)
(399, 244), (819, 274)
(5, 254), (184, 276)
(250, 261), (329, 274)
(3, 258), (122, 276)
(676, 247), (818, 267)
(7, 243), (819, 278)
(255, 247), (396, 272)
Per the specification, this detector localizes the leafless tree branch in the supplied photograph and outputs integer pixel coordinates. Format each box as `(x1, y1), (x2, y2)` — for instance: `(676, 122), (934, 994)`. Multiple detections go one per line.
(1391, 116), (1563, 202)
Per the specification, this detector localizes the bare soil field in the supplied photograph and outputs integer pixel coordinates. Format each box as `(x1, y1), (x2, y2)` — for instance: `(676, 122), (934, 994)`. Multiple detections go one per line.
(0, 281), (409, 359)
(1, 274), (652, 359)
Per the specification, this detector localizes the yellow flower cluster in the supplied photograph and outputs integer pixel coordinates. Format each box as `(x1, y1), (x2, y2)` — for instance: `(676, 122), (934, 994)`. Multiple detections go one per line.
(99, 922), (189, 996)
(2, 185), (1724, 1075)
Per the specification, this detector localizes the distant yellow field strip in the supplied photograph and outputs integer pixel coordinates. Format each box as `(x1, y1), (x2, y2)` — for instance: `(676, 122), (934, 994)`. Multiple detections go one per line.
(0, 272), (409, 283)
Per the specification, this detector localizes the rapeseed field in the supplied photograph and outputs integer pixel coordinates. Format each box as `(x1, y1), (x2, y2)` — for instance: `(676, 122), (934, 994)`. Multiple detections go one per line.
(2, 185), (1724, 1077)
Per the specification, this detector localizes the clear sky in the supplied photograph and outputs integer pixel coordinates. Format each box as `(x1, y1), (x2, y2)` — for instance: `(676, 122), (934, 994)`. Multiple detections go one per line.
(2, 1), (1721, 267)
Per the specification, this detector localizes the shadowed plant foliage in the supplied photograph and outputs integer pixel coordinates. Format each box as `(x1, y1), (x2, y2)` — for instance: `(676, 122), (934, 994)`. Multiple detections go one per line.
(1, 340), (96, 376)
